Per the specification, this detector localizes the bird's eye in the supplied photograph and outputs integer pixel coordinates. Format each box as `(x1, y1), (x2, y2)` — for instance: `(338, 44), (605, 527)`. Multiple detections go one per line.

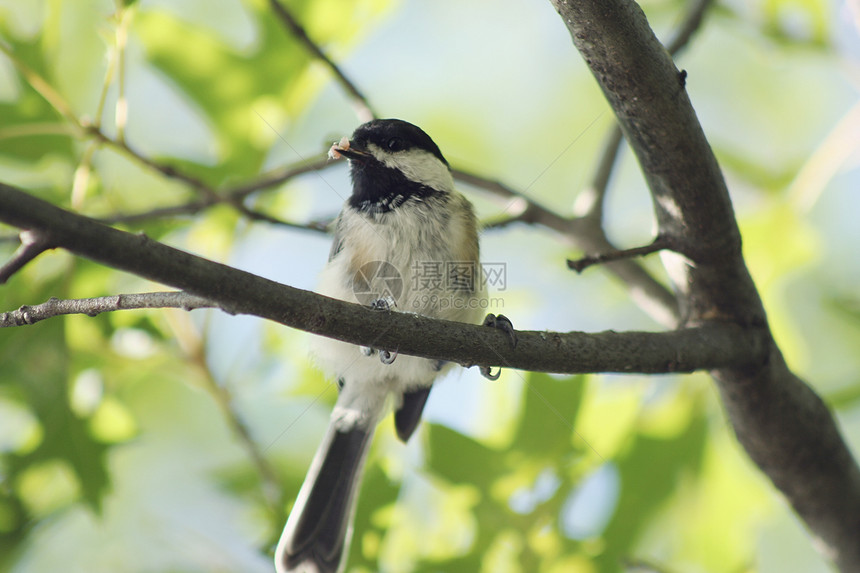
(386, 137), (403, 151)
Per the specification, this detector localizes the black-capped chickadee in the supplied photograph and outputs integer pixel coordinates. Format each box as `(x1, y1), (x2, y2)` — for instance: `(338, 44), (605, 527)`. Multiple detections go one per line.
(275, 119), (488, 573)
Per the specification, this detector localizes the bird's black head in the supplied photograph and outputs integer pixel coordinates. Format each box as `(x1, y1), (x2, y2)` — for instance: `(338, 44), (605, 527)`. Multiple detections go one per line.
(348, 119), (448, 166)
(336, 119), (453, 214)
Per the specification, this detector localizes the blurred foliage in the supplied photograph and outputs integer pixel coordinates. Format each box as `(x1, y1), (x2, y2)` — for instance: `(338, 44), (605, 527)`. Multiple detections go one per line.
(0, 0), (858, 572)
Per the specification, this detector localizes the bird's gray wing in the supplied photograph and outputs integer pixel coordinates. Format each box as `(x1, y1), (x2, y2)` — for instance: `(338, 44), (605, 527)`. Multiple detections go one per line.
(328, 214), (345, 262)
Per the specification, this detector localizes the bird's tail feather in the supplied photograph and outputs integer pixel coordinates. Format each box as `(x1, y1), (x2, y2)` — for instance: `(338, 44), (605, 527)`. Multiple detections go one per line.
(275, 422), (375, 573)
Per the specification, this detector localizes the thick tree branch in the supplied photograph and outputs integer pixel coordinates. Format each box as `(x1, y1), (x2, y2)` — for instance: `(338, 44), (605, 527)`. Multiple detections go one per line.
(571, 0), (712, 225)
(0, 38), (680, 329)
(477, 0), (715, 323)
(0, 182), (766, 375)
(550, 1), (860, 570)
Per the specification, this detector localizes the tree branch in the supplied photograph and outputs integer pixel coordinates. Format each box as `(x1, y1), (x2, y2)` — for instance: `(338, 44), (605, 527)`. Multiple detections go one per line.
(571, 0), (713, 224)
(664, 0), (714, 56)
(550, 1), (860, 569)
(0, 292), (288, 521)
(488, 0), (715, 317)
(0, 42), (335, 230)
(0, 35), (676, 329)
(161, 309), (285, 518)
(0, 230), (54, 284)
(453, 169), (681, 327)
(84, 123), (219, 200)
(567, 235), (670, 273)
(97, 153), (334, 231)
(0, 181), (766, 375)
(572, 125), (624, 223)
(222, 153), (332, 201)
(0, 292), (216, 327)
(268, 0), (376, 121)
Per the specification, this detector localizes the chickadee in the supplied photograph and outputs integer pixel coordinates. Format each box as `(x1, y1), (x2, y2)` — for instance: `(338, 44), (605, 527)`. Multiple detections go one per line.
(275, 119), (488, 573)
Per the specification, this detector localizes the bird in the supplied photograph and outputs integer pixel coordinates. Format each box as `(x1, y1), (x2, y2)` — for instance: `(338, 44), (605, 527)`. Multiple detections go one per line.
(275, 118), (511, 573)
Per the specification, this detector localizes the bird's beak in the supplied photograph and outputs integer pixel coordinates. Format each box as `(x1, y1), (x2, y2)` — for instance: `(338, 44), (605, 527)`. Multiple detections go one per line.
(336, 146), (372, 161)
(328, 136), (372, 161)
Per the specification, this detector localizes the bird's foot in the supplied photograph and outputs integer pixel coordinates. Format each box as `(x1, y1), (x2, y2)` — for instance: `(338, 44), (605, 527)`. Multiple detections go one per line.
(479, 313), (517, 381)
(366, 297), (398, 364)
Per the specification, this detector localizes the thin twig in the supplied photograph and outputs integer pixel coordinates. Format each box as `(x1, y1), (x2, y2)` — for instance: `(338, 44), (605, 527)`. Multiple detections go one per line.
(162, 309), (285, 515)
(0, 230), (54, 285)
(0, 45), (222, 203)
(665, 0), (714, 56)
(85, 122), (327, 231)
(452, 169), (575, 235)
(567, 236), (671, 273)
(224, 153), (333, 200)
(268, 0), (375, 121)
(84, 123), (219, 199)
(0, 41), (226, 206)
(0, 292), (217, 327)
(480, 211), (530, 231)
(99, 154), (335, 230)
(1, 30), (329, 232)
(100, 199), (330, 233)
(97, 199), (213, 224)
(453, 168), (680, 327)
(203, 372), (285, 514)
(571, 0), (714, 224)
(234, 203), (331, 232)
(572, 125), (624, 222)
(114, 4), (132, 144)
(0, 41), (81, 127)
(94, 7), (119, 130)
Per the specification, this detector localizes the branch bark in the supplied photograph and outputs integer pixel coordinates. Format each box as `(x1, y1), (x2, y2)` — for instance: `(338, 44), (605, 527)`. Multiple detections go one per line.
(550, 1), (860, 570)
(453, 168), (681, 327)
(0, 292), (215, 326)
(0, 182), (766, 376)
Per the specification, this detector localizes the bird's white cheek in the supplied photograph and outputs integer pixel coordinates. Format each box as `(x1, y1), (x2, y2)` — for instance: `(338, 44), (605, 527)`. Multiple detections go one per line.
(369, 146), (454, 193)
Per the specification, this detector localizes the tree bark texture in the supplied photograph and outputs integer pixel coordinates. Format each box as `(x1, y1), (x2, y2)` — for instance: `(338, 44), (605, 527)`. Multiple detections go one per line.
(549, 1), (860, 570)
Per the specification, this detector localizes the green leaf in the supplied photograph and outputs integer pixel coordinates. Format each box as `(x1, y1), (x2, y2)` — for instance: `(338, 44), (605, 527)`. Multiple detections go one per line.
(762, 0), (831, 46)
(510, 373), (586, 457)
(427, 422), (505, 488)
(0, 313), (111, 514)
(0, 36), (76, 172)
(349, 461), (407, 569)
(133, 6), (312, 183)
(596, 394), (708, 567)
